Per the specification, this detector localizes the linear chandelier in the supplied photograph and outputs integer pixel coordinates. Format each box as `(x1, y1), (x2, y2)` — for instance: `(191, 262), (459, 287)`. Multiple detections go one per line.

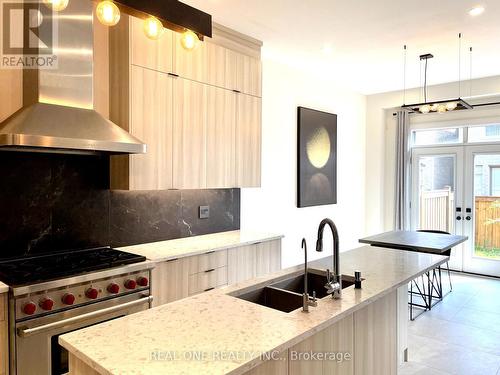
(401, 34), (473, 114)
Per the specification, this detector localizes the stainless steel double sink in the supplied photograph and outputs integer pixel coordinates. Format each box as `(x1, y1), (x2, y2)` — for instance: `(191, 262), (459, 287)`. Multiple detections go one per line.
(235, 271), (356, 313)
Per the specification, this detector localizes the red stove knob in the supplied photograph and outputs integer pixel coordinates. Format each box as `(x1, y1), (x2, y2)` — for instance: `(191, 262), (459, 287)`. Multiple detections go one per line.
(124, 279), (136, 290)
(39, 297), (54, 311)
(137, 277), (148, 287)
(85, 288), (99, 300)
(107, 283), (120, 294)
(62, 293), (76, 305)
(23, 302), (37, 315)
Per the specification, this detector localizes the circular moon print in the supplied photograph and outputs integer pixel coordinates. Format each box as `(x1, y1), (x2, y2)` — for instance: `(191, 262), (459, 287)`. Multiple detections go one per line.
(306, 127), (331, 169)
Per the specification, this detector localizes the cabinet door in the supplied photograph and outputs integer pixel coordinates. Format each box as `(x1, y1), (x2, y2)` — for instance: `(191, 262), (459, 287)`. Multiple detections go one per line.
(354, 290), (397, 375)
(172, 78), (208, 189)
(256, 240), (282, 277)
(129, 15), (174, 73)
(227, 245), (257, 284)
(207, 87), (237, 188)
(151, 258), (190, 306)
(174, 33), (207, 83)
(236, 94), (262, 187)
(289, 314), (354, 375)
(206, 42), (227, 88)
(226, 49), (261, 97)
(129, 65), (173, 190)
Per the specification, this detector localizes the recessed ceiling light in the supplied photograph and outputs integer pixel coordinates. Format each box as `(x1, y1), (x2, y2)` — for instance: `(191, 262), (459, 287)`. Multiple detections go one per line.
(322, 44), (333, 56)
(468, 6), (485, 16)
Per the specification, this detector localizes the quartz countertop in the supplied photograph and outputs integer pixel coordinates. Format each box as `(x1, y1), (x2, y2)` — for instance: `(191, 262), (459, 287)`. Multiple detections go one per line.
(0, 282), (8, 293)
(59, 245), (447, 375)
(118, 230), (284, 261)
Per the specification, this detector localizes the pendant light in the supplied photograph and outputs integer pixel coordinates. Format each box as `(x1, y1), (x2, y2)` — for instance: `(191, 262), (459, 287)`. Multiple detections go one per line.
(401, 33), (473, 114)
(96, 1), (121, 27)
(43, 0), (69, 11)
(180, 30), (199, 51)
(143, 16), (164, 40)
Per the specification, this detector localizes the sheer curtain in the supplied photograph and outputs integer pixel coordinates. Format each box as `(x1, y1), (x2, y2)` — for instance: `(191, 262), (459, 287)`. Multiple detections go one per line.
(394, 110), (411, 230)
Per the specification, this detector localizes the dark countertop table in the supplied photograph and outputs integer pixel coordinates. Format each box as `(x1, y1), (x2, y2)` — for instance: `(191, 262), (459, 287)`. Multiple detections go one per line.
(359, 230), (468, 254)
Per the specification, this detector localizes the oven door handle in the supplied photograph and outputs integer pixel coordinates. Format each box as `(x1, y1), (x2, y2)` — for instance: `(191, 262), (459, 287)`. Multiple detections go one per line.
(17, 295), (153, 338)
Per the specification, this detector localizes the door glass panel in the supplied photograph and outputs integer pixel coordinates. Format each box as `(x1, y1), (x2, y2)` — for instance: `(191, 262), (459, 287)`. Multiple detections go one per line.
(473, 154), (500, 260)
(417, 155), (455, 233)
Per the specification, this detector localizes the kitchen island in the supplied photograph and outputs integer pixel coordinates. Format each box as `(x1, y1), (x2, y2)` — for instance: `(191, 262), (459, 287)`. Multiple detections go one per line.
(60, 245), (447, 375)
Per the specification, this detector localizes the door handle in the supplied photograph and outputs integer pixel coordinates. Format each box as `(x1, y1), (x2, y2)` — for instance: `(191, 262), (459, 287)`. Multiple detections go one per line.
(17, 295), (153, 338)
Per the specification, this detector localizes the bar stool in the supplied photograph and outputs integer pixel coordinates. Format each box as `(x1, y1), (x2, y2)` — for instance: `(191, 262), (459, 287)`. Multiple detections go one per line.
(408, 230), (453, 320)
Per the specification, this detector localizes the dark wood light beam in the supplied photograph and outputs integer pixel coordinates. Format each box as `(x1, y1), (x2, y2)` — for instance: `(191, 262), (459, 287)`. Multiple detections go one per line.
(114, 0), (212, 38)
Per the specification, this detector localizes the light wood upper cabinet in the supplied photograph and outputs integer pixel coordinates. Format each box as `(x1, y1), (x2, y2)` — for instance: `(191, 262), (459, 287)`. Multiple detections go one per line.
(109, 15), (262, 190)
(226, 49), (262, 97)
(129, 66), (173, 190)
(236, 94), (262, 187)
(130, 16), (174, 73)
(207, 86), (237, 188)
(172, 78), (208, 189)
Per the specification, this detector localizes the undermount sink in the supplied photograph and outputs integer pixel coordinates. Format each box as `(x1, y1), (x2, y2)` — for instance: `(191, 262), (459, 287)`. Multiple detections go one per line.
(235, 272), (357, 313)
(272, 272), (356, 299)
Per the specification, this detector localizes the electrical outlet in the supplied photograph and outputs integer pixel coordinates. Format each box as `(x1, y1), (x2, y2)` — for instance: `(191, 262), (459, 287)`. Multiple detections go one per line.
(199, 205), (210, 219)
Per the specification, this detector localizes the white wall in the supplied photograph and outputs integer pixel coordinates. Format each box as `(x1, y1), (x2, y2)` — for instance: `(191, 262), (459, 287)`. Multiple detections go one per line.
(240, 57), (367, 268)
(365, 76), (500, 235)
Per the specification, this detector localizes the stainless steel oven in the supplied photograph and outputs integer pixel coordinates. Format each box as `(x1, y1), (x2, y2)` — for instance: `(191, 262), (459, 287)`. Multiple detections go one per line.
(9, 263), (153, 375)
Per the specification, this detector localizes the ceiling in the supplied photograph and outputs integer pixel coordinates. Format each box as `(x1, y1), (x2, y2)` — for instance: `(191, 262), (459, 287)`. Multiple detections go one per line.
(183, 0), (500, 95)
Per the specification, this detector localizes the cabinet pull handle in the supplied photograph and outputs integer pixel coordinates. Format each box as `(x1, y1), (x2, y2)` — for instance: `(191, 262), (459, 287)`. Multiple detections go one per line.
(167, 258), (179, 262)
(205, 251), (215, 254)
(204, 287), (215, 292)
(205, 268), (215, 273)
(168, 72), (179, 78)
(232, 89), (241, 93)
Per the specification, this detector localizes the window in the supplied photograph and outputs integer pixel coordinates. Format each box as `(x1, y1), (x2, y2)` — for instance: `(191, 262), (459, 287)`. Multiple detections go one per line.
(491, 167), (500, 196)
(412, 128), (463, 146)
(469, 125), (500, 143)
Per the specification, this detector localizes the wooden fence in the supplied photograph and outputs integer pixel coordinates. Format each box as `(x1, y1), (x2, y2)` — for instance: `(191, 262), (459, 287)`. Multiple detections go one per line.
(419, 188), (455, 233)
(475, 196), (500, 249)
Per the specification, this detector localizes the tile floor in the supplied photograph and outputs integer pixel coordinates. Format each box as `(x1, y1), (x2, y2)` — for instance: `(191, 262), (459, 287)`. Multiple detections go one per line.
(399, 272), (500, 375)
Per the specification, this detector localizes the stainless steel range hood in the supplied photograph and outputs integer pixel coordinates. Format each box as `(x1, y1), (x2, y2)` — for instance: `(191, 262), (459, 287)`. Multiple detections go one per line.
(0, 0), (146, 155)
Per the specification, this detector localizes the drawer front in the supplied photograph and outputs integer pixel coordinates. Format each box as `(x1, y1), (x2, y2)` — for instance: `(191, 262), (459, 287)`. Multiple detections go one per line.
(188, 250), (227, 275)
(188, 267), (228, 296)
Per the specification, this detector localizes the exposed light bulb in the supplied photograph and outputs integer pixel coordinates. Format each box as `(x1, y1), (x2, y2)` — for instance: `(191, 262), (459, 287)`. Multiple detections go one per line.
(446, 102), (458, 111)
(43, 0), (69, 12)
(420, 105), (431, 114)
(96, 1), (120, 27)
(468, 6), (485, 16)
(143, 16), (164, 40)
(181, 30), (199, 50)
(437, 104), (447, 113)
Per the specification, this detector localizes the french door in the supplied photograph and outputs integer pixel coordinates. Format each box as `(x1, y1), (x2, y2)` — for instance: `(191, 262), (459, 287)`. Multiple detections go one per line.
(411, 144), (500, 277)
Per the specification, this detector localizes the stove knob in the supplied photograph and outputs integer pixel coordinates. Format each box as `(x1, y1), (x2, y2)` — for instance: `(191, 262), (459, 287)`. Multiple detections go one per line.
(85, 288), (99, 300)
(62, 293), (76, 305)
(107, 283), (120, 294)
(124, 279), (136, 290)
(39, 297), (54, 311)
(23, 302), (37, 315)
(136, 277), (149, 287)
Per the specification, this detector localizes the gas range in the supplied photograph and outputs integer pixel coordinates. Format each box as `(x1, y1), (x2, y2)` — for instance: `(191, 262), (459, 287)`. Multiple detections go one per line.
(1, 247), (154, 375)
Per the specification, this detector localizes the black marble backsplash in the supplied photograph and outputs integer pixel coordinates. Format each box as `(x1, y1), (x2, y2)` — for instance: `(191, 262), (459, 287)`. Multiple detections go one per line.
(0, 152), (240, 259)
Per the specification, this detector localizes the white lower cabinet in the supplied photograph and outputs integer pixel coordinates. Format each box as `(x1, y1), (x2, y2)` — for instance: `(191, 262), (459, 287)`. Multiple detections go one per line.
(151, 239), (282, 307)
